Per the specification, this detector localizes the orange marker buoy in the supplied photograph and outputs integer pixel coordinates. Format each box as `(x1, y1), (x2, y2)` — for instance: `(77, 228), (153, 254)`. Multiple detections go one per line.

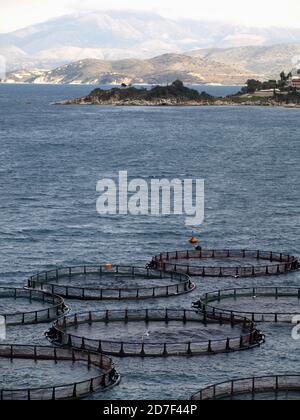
(189, 236), (199, 245)
(104, 263), (113, 270)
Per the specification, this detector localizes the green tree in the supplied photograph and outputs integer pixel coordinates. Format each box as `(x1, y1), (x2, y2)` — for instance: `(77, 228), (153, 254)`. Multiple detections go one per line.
(243, 79), (263, 94)
(280, 71), (286, 81)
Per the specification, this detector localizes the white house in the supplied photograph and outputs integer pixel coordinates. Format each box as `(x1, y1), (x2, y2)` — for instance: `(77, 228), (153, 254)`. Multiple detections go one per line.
(288, 70), (300, 90)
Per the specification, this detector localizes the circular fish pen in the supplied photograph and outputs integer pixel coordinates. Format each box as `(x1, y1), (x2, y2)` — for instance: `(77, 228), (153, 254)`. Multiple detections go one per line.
(193, 287), (300, 322)
(0, 287), (68, 325)
(191, 375), (300, 400)
(0, 344), (120, 400)
(47, 309), (265, 357)
(27, 265), (195, 300)
(150, 249), (299, 277)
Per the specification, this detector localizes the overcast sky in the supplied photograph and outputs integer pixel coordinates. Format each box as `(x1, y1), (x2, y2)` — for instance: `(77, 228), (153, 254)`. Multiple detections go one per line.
(1, 0), (300, 33)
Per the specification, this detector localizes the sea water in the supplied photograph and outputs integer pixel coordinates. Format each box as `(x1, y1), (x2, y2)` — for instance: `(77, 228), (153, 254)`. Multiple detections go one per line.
(0, 84), (299, 399)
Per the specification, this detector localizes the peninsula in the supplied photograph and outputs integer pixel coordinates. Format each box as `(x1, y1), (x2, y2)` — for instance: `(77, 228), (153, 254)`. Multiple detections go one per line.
(59, 76), (300, 107)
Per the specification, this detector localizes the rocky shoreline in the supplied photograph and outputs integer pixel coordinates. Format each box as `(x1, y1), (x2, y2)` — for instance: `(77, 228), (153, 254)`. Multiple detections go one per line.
(58, 98), (300, 108)
(59, 98), (212, 106)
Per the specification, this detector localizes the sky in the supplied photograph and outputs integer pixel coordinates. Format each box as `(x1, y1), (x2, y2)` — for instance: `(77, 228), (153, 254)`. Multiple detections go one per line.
(1, 0), (300, 33)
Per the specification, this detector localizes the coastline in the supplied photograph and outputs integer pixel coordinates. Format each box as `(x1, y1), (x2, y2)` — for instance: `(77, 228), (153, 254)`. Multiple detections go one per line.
(55, 81), (300, 108)
(56, 99), (300, 108)
(0, 81), (242, 87)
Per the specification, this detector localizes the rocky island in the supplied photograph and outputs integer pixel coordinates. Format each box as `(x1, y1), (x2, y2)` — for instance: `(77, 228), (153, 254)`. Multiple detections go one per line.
(59, 76), (300, 107)
(60, 80), (215, 106)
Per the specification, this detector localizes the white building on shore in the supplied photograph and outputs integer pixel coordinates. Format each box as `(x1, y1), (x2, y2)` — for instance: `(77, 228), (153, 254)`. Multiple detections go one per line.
(288, 70), (300, 90)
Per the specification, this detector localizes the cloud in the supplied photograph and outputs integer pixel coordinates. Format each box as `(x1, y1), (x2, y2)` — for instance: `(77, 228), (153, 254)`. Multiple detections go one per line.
(1, 0), (300, 33)
(0, 0), (71, 32)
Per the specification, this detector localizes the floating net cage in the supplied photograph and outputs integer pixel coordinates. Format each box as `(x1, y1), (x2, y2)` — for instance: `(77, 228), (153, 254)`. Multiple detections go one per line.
(193, 287), (300, 323)
(0, 287), (68, 325)
(47, 309), (265, 357)
(150, 249), (299, 278)
(191, 375), (300, 400)
(0, 344), (119, 400)
(27, 265), (195, 301)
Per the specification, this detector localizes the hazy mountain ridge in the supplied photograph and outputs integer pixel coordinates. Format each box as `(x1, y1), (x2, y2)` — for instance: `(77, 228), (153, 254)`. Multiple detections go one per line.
(2, 54), (258, 85)
(187, 44), (300, 78)
(2, 10), (300, 71)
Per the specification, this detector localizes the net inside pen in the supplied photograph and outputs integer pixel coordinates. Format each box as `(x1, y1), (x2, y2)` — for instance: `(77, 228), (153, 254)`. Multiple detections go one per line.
(195, 287), (300, 323)
(0, 287), (68, 325)
(0, 344), (119, 400)
(27, 266), (195, 300)
(191, 375), (300, 400)
(151, 249), (299, 277)
(48, 309), (264, 357)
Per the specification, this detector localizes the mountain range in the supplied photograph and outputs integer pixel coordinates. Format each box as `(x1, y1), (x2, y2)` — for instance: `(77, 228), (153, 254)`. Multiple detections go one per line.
(3, 54), (256, 85)
(4, 42), (300, 86)
(1, 10), (300, 72)
(187, 44), (300, 79)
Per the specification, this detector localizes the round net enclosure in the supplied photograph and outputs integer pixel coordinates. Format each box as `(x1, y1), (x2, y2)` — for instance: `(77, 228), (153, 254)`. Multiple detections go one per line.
(0, 287), (68, 325)
(194, 287), (300, 323)
(150, 249), (299, 277)
(27, 265), (195, 300)
(0, 344), (119, 400)
(191, 375), (300, 400)
(47, 309), (265, 357)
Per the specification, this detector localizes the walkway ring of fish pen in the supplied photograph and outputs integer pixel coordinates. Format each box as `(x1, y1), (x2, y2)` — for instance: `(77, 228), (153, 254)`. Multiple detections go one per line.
(47, 308), (265, 357)
(190, 374), (300, 400)
(0, 287), (69, 325)
(150, 249), (299, 278)
(26, 265), (196, 300)
(0, 344), (120, 400)
(193, 287), (300, 323)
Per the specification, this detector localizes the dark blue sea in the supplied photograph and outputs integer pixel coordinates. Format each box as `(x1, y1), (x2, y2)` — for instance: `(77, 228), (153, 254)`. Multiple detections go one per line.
(0, 84), (299, 399)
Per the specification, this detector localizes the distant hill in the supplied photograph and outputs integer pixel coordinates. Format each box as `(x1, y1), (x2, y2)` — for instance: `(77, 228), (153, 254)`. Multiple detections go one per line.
(2, 53), (258, 85)
(186, 44), (300, 79)
(2, 10), (300, 71)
